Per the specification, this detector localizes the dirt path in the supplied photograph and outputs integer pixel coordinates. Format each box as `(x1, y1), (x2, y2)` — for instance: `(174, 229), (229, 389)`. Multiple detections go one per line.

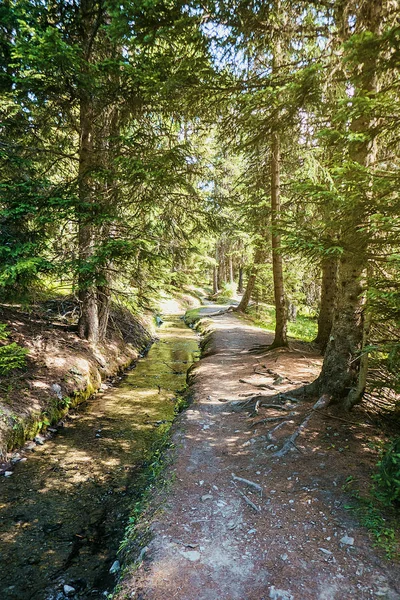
(116, 309), (400, 600)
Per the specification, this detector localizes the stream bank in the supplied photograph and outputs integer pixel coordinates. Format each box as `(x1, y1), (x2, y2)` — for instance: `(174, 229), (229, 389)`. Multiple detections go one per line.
(0, 302), (155, 463)
(0, 313), (199, 599)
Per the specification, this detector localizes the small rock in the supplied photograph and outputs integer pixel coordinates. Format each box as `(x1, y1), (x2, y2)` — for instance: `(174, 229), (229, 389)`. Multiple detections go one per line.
(138, 546), (148, 561)
(51, 383), (63, 399)
(34, 435), (45, 445)
(4, 471), (13, 477)
(63, 585), (76, 597)
(48, 427), (58, 433)
(280, 553), (288, 561)
(109, 560), (120, 574)
(340, 535), (354, 546)
(269, 586), (293, 600)
(180, 550), (200, 562)
(319, 548), (332, 555)
(201, 494), (213, 501)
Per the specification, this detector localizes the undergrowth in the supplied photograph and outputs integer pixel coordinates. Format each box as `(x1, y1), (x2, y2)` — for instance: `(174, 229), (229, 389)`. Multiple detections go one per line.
(112, 389), (192, 598)
(343, 471), (400, 560)
(0, 323), (28, 375)
(241, 304), (318, 342)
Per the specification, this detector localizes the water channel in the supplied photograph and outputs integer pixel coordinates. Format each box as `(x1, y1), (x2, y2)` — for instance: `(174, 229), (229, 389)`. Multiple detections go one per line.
(0, 314), (199, 600)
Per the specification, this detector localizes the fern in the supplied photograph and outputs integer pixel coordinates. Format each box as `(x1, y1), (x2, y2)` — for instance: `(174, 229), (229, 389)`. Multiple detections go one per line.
(0, 324), (28, 375)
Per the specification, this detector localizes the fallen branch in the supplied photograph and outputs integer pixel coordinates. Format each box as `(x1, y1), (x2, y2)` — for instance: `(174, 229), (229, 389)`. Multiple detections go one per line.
(231, 472), (263, 493)
(273, 394), (332, 458)
(237, 489), (261, 512)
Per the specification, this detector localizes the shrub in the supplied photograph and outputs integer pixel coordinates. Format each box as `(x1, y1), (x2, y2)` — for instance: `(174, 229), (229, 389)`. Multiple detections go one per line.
(374, 437), (400, 506)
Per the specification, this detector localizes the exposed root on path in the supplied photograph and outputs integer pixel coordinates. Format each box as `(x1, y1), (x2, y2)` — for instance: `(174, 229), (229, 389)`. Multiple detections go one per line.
(225, 392), (303, 412)
(273, 394), (332, 457)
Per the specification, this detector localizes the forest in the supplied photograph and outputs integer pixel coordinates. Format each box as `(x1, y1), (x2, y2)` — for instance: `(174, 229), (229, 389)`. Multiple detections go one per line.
(0, 0), (400, 597)
(2, 0), (400, 411)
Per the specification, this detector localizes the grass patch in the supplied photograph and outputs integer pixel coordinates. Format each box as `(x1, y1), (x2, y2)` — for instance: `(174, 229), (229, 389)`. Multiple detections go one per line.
(343, 476), (400, 559)
(184, 307), (201, 326)
(240, 303), (318, 342)
(112, 389), (193, 598)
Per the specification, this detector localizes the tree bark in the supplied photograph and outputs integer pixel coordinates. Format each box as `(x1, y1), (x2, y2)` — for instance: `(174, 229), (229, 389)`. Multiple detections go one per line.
(76, 0), (102, 343)
(270, 131), (288, 347)
(77, 91), (99, 343)
(313, 255), (364, 400)
(229, 254), (234, 285)
(238, 266), (244, 294)
(236, 248), (264, 312)
(314, 1), (382, 409)
(212, 266), (218, 295)
(314, 256), (339, 353)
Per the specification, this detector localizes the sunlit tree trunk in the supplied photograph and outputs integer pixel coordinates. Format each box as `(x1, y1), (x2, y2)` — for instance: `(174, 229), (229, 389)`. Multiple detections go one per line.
(238, 266), (244, 294)
(236, 248), (264, 312)
(270, 130), (288, 347)
(78, 92), (99, 343)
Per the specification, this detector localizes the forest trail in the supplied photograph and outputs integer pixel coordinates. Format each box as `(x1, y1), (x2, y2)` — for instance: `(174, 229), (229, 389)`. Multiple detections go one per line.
(117, 308), (400, 600)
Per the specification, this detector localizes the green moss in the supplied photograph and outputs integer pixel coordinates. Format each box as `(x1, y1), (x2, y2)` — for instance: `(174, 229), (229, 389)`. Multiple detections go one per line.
(184, 307), (201, 326)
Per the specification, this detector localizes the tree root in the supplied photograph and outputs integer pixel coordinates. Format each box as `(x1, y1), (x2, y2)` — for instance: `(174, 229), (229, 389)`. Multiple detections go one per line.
(251, 416), (287, 428)
(236, 489), (261, 512)
(267, 420), (290, 441)
(230, 391), (303, 412)
(273, 394), (332, 457)
(239, 378), (276, 390)
(231, 472), (263, 493)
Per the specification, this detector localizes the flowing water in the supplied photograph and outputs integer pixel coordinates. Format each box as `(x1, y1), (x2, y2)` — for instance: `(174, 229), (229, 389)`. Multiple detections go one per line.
(0, 315), (199, 600)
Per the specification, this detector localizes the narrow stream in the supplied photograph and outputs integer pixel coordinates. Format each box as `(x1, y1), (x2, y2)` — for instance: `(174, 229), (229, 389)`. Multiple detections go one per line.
(0, 315), (199, 600)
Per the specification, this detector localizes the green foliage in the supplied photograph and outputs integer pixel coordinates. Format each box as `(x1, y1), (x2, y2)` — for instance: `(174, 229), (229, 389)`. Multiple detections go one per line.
(243, 303), (317, 342)
(343, 476), (399, 559)
(0, 342), (28, 375)
(0, 324), (28, 375)
(374, 438), (400, 506)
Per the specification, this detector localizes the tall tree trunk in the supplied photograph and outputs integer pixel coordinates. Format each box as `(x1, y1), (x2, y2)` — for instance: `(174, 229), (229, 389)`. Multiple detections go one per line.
(315, 1), (382, 409)
(314, 256), (339, 353)
(270, 131), (288, 347)
(212, 266), (218, 295)
(313, 255), (365, 400)
(236, 248), (263, 312)
(229, 255), (234, 286)
(238, 266), (244, 294)
(217, 241), (225, 290)
(77, 93), (99, 343)
(77, 0), (103, 343)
